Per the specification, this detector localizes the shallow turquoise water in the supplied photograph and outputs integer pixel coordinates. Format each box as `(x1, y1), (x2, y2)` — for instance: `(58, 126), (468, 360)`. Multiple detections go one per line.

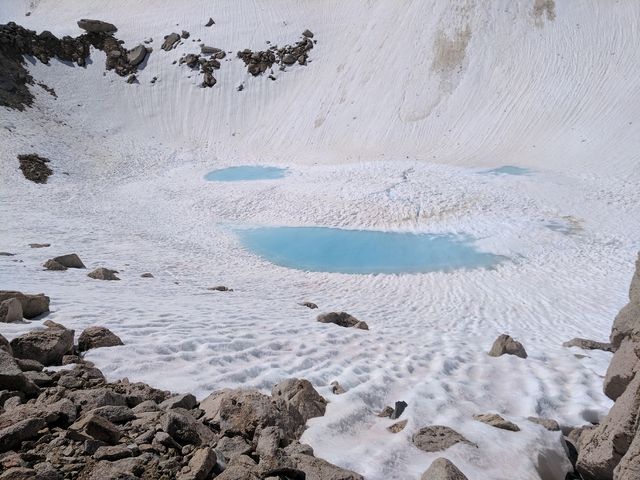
(237, 227), (503, 274)
(482, 166), (531, 176)
(205, 166), (287, 181)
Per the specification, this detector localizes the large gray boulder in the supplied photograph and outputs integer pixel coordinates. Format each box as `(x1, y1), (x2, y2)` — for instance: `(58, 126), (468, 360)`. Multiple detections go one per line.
(412, 425), (475, 453)
(317, 312), (369, 330)
(10, 327), (74, 366)
(51, 254), (85, 269)
(421, 458), (469, 480)
(0, 349), (38, 395)
(77, 19), (117, 33)
(577, 372), (640, 479)
(271, 378), (327, 422)
(200, 388), (304, 441)
(488, 334), (527, 359)
(0, 298), (22, 323)
(0, 291), (49, 319)
(604, 337), (640, 400)
(78, 326), (123, 352)
(127, 45), (148, 66)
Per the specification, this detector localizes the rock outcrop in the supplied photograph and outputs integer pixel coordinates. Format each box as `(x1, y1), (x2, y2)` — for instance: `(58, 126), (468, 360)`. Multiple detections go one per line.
(577, 253), (640, 480)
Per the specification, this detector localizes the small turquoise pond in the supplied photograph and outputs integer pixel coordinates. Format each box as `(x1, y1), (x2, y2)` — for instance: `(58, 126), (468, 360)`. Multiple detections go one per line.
(205, 166), (287, 181)
(237, 227), (502, 274)
(481, 166), (531, 176)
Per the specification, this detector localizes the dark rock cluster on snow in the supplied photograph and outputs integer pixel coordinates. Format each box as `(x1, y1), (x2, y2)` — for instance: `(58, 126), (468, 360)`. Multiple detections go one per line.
(237, 30), (315, 77)
(178, 46), (226, 88)
(0, 20), (149, 110)
(17, 154), (52, 184)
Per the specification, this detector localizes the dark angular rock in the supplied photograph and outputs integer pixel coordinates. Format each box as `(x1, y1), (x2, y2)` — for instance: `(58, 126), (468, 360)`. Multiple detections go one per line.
(77, 19), (117, 33)
(78, 326), (123, 352)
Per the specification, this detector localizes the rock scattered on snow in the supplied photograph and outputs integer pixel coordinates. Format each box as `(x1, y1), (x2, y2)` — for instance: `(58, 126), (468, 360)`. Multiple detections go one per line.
(391, 400), (408, 419)
(88, 267), (120, 280)
(208, 285), (232, 292)
(205, 18), (215, 27)
(563, 337), (613, 352)
(271, 378), (327, 423)
(330, 380), (346, 394)
(161, 33), (181, 51)
(237, 31), (315, 77)
(413, 425), (476, 453)
(488, 334), (527, 359)
(17, 154), (52, 183)
(473, 413), (520, 432)
(77, 19), (117, 33)
(141, 272), (154, 278)
(317, 311), (369, 330)
(421, 458), (469, 480)
(127, 44), (148, 66)
(527, 417), (560, 431)
(29, 243), (50, 248)
(300, 301), (318, 309)
(78, 326), (124, 352)
(49, 253), (85, 269)
(388, 420), (408, 433)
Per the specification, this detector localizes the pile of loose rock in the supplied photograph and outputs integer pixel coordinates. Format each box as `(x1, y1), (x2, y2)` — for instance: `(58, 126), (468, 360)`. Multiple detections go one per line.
(237, 30), (315, 77)
(574, 253), (640, 479)
(178, 46), (226, 88)
(0, 317), (364, 479)
(0, 20), (149, 109)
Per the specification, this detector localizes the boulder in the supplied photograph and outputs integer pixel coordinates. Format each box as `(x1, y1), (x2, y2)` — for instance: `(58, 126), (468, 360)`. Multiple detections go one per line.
(271, 378), (327, 422)
(473, 413), (520, 431)
(302, 29), (314, 38)
(69, 388), (126, 413)
(69, 414), (121, 444)
(330, 381), (346, 394)
(208, 286), (231, 292)
(0, 417), (46, 452)
(87, 456), (146, 480)
(412, 425), (475, 453)
(388, 420), (408, 433)
(282, 53), (296, 65)
(527, 417), (560, 431)
(215, 455), (260, 480)
(161, 408), (202, 445)
(93, 444), (132, 461)
(10, 328), (74, 366)
(0, 350), (38, 395)
(391, 400), (408, 419)
(0, 291), (49, 319)
(300, 302), (318, 309)
(17, 154), (52, 184)
(29, 243), (50, 248)
(77, 19), (117, 33)
(611, 255), (640, 349)
(159, 393), (197, 411)
(0, 334), (11, 355)
(89, 405), (135, 424)
(201, 388), (304, 441)
(488, 334), (527, 359)
(178, 447), (216, 480)
(43, 259), (66, 271)
(215, 435), (252, 462)
(88, 267), (120, 280)
(141, 273), (154, 278)
(127, 45), (147, 66)
(604, 337), (640, 400)
(0, 298), (22, 323)
(161, 33), (180, 51)
(317, 312), (369, 330)
(576, 371), (640, 479)
(262, 452), (364, 480)
(15, 359), (43, 372)
(421, 458), (468, 480)
(563, 338), (613, 352)
(50, 254), (85, 269)
(205, 18), (215, 27)
(78, 326), (123, 352)
(0, 399), (77, 428)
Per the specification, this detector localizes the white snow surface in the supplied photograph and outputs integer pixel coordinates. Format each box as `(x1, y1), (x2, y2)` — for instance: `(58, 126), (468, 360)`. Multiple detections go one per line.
(1, 1), (640, 479)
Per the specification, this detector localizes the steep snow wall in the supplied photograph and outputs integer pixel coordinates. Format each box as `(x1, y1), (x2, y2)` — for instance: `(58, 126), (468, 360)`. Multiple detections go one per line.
(1, 0), (639, 174)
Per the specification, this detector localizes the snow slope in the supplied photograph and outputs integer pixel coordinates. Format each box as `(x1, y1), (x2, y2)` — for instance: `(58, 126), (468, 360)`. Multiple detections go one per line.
(1, 1), (640, 479)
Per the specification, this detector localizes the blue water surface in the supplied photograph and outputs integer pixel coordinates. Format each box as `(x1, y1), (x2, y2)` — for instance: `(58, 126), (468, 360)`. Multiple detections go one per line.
(237, 227), (503, 274)
(205, 166), (287, 182)
(481, 166), (531, 176)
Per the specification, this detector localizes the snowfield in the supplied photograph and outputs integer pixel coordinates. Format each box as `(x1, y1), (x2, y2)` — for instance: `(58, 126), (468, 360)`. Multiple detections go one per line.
(1, 1), (640, 479)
